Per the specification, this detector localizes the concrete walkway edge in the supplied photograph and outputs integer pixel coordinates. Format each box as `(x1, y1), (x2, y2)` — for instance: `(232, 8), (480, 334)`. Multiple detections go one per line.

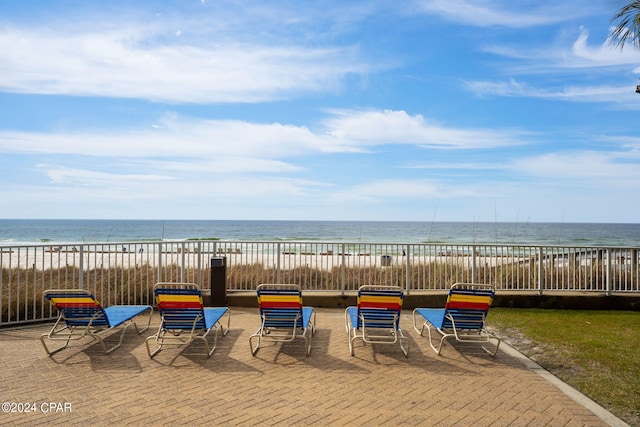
(499, 343), (629, 427)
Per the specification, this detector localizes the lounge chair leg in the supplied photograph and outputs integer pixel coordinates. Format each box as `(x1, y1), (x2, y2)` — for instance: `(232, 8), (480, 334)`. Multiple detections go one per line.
(220, 310), (231, 336)
(40, 320), (76, 356)
(310, 311), (317, 336)
(401, 340), (409, 357)
(203, 326), (220, 358)
(482, 336), (501, 357)
(399, 332), (410, 358)
(344, 310), (351, 335)
(200, 338), (211, 358)
(303, 336), (310, 356)
(146, 341), (162, 359)
(40, 333), (72, 356)
(249, 331), (261, 356)
(130, 306), (154, 334)
(424, 324), (445, 355)
(412, 310), (427, 336)
(349, 331), (357, 356)
(99, 323), (132, 354)
(301, 328), (313, 356)
(145, 329), (165, 358)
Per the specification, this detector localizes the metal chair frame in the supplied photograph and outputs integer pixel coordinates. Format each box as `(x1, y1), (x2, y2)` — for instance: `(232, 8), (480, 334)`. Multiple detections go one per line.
(249, 284), (316, 356)
(40, 289), (152, 355)
(413, 283), (501, 356)
(145, 283), (230, 358)
(345, 285), (409, 357)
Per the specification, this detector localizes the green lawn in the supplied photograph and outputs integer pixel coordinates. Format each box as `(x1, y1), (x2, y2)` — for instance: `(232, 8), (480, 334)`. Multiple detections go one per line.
(487, 308), (640, 426)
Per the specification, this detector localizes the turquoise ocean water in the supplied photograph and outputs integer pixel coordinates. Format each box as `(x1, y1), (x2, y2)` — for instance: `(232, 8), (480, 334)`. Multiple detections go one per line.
(0, 219), (639, 247)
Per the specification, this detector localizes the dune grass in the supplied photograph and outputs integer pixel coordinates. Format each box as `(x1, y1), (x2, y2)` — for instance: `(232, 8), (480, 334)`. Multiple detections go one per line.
(487, 308), (640, 426)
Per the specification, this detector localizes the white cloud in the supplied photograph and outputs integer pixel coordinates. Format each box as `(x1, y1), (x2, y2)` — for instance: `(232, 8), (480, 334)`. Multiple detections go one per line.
(0, 117), (324, 159)
(39, 165), (173, 186)
(465, 78), (633, 103)
(328, 179), (441, 204)
(133, 158), (302, 174)
(412, 0), (598, 28)
(482, 28), (640, 69)
(610, 136), (640, 152)
(0, 26), (369, 103)
(0, 110), (531, 160)
(467, 27), (640, 104)
(324, 178), (506, 210)
(322, 109), (528, 149)
(571, 28), (640, 68)
(510, 150), (640, 186)
(404, 161), (506, 170)
(30, 163), (323, 205)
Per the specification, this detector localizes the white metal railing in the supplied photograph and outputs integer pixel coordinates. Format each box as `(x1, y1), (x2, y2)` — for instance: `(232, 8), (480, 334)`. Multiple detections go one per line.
(1, 241), (639, 325)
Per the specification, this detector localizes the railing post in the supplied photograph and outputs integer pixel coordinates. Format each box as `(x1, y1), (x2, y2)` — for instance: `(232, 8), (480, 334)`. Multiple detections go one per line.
(196, 242), (202, 288)
(180, 242), (186, 283)
(405, 244), (411, 295)
(606, 248), (612, 296)
(78, 245), (84, 289)
(340, 243), (346, 296)
(633, 249), (639, 292)
(212, 242), (218, 290)
(276, 242), (281, 284)
(471, 245), (477, 284)
(157, 242), (163, 283)
(537, 247), (544, 296)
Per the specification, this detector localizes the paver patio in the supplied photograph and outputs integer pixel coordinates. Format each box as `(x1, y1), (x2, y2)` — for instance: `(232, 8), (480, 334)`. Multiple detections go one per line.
(0, 308), (625, 426)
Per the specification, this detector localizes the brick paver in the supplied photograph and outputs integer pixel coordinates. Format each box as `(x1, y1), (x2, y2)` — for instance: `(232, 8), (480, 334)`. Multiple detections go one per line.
(0, 308), (621, 426)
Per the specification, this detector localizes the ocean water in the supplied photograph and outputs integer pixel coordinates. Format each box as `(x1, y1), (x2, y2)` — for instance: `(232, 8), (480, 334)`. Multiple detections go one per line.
(0, 219), (639, 247)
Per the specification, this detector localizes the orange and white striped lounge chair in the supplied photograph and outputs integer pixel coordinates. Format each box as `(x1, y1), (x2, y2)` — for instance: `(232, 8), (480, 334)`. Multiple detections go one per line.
(249, 284), (316, 356)
(345, 285), (409, 357)
(145, 283), (230, 358)
(413, 283), (501, 356)
(40, 289), (153, 355)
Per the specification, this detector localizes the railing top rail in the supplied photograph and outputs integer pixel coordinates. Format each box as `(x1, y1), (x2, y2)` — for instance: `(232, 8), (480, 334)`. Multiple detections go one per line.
(2, 240), (640, 250)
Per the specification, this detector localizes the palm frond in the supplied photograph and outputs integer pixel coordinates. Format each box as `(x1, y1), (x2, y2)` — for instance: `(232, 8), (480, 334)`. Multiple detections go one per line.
(608, 0), (640, 50)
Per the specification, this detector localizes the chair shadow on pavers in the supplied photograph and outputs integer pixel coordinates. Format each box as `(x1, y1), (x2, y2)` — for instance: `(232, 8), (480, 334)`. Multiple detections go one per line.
(40, 289), (153, 356)
(145, 283), (230, 358)
(345, 285), (410, 357)
(46, 331), (150, 369)
(413, 282), (501, 356)
(160, 326), (258, 371)
(249, 284), (317, 357)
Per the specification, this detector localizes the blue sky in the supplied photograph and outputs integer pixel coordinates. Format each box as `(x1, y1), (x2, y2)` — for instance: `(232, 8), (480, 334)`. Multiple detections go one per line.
(1, 1), (639, 222)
